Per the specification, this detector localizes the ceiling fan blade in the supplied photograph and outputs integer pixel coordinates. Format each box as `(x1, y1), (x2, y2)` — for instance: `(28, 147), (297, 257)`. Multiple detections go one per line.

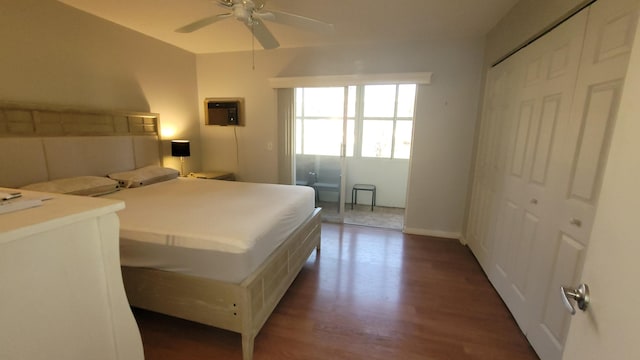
(245, 18), (279, 49)
(263, 10), (334, 33)
(175, 13), (232, 33)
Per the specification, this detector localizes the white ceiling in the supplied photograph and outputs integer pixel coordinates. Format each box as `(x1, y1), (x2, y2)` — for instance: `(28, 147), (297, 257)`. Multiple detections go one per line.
(58, 0), (519, 54)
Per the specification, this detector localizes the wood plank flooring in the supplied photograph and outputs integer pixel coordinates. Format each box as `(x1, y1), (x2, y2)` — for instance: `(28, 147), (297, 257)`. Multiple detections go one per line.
(133, 223), (539, 360)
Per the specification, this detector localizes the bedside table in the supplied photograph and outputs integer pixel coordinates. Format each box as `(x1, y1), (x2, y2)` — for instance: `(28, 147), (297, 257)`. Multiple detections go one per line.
(189, 171), (235, 181)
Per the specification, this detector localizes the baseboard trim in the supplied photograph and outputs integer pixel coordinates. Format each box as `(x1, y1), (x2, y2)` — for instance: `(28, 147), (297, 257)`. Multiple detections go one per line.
(402, 227), (461, 240)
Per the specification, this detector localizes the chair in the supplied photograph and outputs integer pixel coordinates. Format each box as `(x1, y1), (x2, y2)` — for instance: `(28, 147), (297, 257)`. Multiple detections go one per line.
(296, 171), (317, 187)
(295, 156), (316, 186)
(312, 162), (341, 208)
(351, 184), (376, 211)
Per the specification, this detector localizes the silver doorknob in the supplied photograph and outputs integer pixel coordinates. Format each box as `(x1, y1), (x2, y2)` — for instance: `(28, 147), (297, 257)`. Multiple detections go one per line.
(560, 283), (590, 315)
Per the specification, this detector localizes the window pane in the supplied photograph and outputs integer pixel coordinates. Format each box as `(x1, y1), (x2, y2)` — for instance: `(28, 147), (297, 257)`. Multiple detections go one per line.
(363, 85), (396, 118)
(301, 87), (345, 117)
(397, 84), (417, 117)
(347, 86), (356, 117)
(303, 119), (342, 156)
(361, 120), (393, 158)
(346, 119), (355, 157)
(398, 84), (416, 118)
(295, 88), (303, 117)
(394, 120), (413, 159)
(296, 118), (302, 154)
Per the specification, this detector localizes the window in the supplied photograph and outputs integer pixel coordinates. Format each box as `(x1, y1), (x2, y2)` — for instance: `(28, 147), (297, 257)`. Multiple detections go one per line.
(295, 84), (416, 159)
(295, 87), (356, 156)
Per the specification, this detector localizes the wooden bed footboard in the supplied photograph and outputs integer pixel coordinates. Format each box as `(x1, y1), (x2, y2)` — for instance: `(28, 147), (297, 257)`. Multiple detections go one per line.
(121, 207), (322, 360)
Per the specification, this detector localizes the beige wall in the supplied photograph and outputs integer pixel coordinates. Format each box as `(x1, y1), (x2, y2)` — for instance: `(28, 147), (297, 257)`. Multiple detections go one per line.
(196, 38), (485, 237)
(485, 0), (591, 65)
(0, 0), (201, 173)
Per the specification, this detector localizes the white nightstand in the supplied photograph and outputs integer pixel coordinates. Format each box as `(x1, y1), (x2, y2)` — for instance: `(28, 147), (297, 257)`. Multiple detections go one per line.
(0, 188), (144, 360)
(189, 171), (235, 181)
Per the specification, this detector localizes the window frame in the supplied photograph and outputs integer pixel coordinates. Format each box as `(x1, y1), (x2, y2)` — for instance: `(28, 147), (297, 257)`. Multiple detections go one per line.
(295, 84), (416, 160)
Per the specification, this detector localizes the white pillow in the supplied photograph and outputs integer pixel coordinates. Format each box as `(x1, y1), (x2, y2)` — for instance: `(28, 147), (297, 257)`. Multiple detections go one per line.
(108, 165), (179, 188)
(21, 176), (120, 196)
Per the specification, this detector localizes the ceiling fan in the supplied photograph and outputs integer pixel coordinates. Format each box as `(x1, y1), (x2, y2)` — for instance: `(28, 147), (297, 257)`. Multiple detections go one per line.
(175, 0), (335, 50)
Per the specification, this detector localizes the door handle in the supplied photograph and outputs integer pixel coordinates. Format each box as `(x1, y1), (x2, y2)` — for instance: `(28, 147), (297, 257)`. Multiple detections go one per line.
(560, 283), (590, 315)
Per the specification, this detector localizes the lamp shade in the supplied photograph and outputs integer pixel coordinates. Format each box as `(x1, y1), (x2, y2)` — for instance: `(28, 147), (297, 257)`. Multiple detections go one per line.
(171, 140), (190, 157)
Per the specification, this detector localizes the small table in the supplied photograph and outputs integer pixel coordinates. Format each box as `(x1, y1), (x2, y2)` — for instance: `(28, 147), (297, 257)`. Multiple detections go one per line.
(351, 184), (376, 211)
(189, 171), (235, 181)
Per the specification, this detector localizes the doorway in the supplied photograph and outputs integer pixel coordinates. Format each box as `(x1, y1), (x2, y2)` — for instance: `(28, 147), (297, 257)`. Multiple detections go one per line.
(294, 84), (416, 230)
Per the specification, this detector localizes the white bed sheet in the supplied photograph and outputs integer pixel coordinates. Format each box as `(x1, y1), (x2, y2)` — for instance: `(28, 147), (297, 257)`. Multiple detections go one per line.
(106, 178), (316, 283)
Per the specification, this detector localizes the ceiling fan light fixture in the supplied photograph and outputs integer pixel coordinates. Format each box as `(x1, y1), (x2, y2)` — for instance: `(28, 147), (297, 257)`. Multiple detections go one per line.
(233, 5), (250, 21)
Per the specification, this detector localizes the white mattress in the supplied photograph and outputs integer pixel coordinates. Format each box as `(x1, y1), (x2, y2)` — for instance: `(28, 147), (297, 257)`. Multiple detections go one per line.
(105, 178), (316, 283)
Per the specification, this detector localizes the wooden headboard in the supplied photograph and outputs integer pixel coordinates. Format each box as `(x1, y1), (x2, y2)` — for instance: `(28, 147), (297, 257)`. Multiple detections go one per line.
(0, 102), (162, 188)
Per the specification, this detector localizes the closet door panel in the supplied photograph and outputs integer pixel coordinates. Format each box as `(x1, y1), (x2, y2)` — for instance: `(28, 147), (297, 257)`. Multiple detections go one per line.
(568, 81), (623, 202)
(493, 199), (521, 280)
(539, 233), (586, 347)
(529, 95), (561, 185)
(467, 62), (516, 269)
(511, 100), (536, 177)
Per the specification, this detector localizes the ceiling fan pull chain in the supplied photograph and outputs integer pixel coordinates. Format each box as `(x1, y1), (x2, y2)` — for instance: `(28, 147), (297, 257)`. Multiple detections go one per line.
(251, 17), (256, 70)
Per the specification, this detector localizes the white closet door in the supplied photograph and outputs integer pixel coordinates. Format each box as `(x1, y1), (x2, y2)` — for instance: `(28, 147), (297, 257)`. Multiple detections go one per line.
(527, 0), (639, 358)
(562, 14), (640, 358)
(467, 0), (639, 359)
(491, 9), (589, 335)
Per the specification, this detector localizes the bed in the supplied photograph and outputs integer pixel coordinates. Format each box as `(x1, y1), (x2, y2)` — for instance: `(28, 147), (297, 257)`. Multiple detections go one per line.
(0, 102), (322, 360)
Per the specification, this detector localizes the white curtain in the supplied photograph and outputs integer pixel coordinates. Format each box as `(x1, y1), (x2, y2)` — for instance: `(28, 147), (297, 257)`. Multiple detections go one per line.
(276, 88), (295, 185)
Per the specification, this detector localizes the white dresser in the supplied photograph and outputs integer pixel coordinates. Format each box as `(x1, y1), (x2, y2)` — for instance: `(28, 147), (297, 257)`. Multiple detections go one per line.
(0, 189), (143, 360)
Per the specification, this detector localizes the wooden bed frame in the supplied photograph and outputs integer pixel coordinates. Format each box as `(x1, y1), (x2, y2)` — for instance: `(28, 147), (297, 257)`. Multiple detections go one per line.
(0, 102), (322, 360)
(123, 208), (321, 360)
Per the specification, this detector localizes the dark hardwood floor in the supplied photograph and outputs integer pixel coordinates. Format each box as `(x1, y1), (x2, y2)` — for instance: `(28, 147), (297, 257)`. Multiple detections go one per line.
(133, 223), (539, 360)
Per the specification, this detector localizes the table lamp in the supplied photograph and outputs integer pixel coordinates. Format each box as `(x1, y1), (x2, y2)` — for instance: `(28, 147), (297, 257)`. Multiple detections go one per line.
(171, 140), (190, 176)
